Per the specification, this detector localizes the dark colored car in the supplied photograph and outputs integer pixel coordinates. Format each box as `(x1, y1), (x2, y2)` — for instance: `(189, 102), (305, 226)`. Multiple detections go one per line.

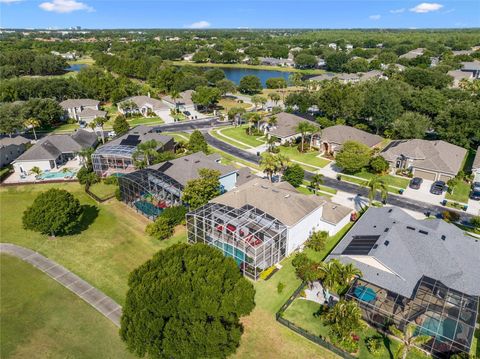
(183, 111), (191, 116)
(409, 177), (423, 190)
(430, 181), (445, 195)
(470, 189), (480, 200)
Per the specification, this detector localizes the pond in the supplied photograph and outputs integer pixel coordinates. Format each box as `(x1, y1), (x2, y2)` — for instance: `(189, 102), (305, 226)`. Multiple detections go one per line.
(65, 63), (89, 72)
(205, 67), (292, 87)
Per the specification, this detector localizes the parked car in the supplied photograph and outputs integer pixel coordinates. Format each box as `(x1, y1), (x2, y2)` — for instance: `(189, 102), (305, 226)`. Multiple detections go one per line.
(470, 188), (480, 200)
(79, 120), (87, 128)
(430, 181), (446, 195)
(409, 177), (423, 190)
(108, 131), (116, 138)
(183, 111), (191, 116)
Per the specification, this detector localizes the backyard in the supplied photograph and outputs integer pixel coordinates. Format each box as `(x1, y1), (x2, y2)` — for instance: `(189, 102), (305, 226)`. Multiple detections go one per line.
(0, 183), (338, 359)
(88, 181), (117, 200)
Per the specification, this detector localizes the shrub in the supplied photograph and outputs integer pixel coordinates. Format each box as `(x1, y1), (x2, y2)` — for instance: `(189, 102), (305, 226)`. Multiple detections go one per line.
(22, 188), (83, 236)
(335, 141), (372, 174)
(259, 266), (277, 280)
(442, 210), (460, 223)
(161, 206), (187, 226)
(470, 216), (480, 229)
(283, 164), (304, 188)
(77, 166), (99, 185)
(369, 156), (389, 174)
(365, 336), (382, 357)
(145, 217), (174, 240)
(277, 281), (285, 294)
(115, 187), (122, 201)
(103, 175), (119, 185)
(305, 231), (328, 252)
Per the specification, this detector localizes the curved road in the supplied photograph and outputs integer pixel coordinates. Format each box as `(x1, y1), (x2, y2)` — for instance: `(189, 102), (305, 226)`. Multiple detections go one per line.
(0, 243), (122, 327)
(203, 132), (475, 223)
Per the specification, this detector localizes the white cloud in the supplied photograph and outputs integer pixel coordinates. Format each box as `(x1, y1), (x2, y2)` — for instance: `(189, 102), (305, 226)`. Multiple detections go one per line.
(39, 0), (94, 13)
(443, 8), (455, 14)
(0, 0), (22, 3)
(409, 3), (443, 13)
(185, 20), (211, 29)
(390, 8), (405, 14)
(369, 15), (381, 20)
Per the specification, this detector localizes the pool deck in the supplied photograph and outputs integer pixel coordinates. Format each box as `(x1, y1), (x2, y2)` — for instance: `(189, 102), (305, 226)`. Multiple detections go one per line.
(3, 159), (81, 185)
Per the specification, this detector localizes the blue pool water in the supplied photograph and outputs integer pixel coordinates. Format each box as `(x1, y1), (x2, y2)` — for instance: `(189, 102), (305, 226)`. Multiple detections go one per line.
(214, 241), (246, 265)
(66, 63), (88, 72)
(417, 316), (457, 341)
(134, 200), (163, 217)
(37, 171), (76, 180)
(353, 286), (377, 302)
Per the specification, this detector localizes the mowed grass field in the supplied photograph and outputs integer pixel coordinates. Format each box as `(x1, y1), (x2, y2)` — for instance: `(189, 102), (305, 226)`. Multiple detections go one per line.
(0, 183), (336, 359)
(1, 255), (135, 359)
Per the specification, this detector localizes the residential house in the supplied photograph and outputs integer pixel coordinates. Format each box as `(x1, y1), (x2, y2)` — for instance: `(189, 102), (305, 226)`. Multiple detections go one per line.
(13, 130), (97, 174)
(309, 70), (385, 84)
(399, 48), (425, 59)
(261, 112), (317, 144)
(460, 61), (480, 79)
(91, 125), (174, 176)
(117, 95), (170, 118)
(0, 136), (30, 168)
(472, 146), (480, 183)
(327, 207), (480, 358)
(381, 139), (467, 182)
(77, 108), (107, 124)
(162, 90), (196, 112)
(60, 99), (100, 122)
(317, 125), (384, 155)
(328, 43), (337, 50)
(187, 178), (352, 279)
(258, 57), (295, 67)
(118, 152), (244, 219)
(447, 69), (474, 88)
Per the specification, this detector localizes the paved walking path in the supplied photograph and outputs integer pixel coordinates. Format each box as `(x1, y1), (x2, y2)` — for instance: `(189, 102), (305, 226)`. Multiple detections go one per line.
(0, 243), (122, 327)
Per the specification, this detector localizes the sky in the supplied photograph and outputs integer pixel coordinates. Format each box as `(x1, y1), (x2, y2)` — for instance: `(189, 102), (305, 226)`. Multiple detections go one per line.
(0, 0), (479, 29)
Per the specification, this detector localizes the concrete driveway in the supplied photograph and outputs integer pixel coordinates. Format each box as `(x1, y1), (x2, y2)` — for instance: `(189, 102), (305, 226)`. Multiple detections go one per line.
(402, 179), (446, 207)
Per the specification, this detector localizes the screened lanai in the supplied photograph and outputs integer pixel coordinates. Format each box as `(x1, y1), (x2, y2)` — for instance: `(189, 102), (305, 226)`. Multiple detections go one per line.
(186, 203), (288, 280)
(118, 168), (183, 220)
(92, 145), (137, 176)
(346, 276), (479, 358)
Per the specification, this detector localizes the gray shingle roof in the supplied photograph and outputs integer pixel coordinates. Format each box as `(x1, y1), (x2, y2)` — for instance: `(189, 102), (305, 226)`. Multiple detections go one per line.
(267, 112), (316, 139)
(106, 126), (173, 150)
(327, 207), (480, 297)
(78, 108), (107, 118)
(119, 96), (168, 110)
(472, 146), (480, 171)
(59, 99), (99, 109)
(162, 90), (194, 107)
(0, 135), (30, 147)
(149, 152), (237, 187)
(15, 139), (62, 161)
(381, 139), (467, 176)
(320, 125), (384, 148)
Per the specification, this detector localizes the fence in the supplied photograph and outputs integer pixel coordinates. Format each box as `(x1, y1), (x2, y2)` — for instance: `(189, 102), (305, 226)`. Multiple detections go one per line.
(84, 185), (116, 203)
(276, 283), (357, 359)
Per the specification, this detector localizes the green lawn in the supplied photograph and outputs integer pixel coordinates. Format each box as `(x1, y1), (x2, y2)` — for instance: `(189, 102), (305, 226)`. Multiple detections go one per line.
(127, 116), (164, 127)
(282, 299), (427, 359)
(279, 146), (330, 169)
(162, 131), (191, 143)
(353, 170), (409, 189)
(88, 182), (117, 200)
(218, 98), (252, 113)
(220, 125), (266, 148)
(210, 129), (252, 150)
(0, 182), (337, 359)
(1, 254), (134, 359)
(50, 123), (80, 133)
(445, 181), (471, 203)
(68, 56), (95, 66)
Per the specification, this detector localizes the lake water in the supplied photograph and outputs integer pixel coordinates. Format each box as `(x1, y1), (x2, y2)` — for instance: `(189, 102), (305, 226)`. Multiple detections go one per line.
(66, 63), (88, 72)
(206, 67), (292, 87)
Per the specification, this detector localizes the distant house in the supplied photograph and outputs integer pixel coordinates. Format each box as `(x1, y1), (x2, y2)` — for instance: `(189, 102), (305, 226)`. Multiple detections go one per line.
(162, 90), (196, 112)
(345, 44), (353, 51)
(328, 43), (337, 50)
(309, 70), (385, 84)
(0, 136), (30, 168)
(261, 112), (317, 144)
(118, 152), (241, 219)
(91, 125), (174, 176)
(258, 57), (295, 67)
(381, 139), (467, 182)
(78, 108), (107, 124)
(460, 61), (480, 79)
(399, 48), (425, 60)
(117, 96), (170, 117)
(317, 125), (384, 155)
(447, 70), (474, 88)
(60, 99), (100, 122)
(13, 130), (97, 174)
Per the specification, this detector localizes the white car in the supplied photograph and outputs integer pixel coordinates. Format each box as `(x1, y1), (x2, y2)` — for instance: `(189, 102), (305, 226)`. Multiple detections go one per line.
(108, 131), (116, 138)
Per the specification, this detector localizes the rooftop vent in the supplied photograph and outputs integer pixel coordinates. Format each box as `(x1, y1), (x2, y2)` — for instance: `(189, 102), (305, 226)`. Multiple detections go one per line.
(441, 235), (446, 241)
(384, 240), (390, 246)
(419, 230), (429, 235)
(384, 228), (389, 232)
(284, 194), (290, 198)
(372, 244), (378, 249)
(406, 226), (415, 231)
(388, 209), (393, 213)
(194, 160), (200, 164)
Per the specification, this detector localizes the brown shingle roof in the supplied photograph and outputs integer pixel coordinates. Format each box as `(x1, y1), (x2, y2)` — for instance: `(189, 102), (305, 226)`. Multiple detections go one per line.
(320, 125), (384, 148)
(267, 112), (316, 139)
(472, 146), (480, 171)
(59, 98), (99, 109)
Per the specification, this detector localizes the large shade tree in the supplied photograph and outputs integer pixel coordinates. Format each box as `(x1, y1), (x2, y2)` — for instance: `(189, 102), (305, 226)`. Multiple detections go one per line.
(22, 189), (83, 236)
(120, 244), (255, 359)
(181, 168), (221, 209)
(335, 141), (372, 174)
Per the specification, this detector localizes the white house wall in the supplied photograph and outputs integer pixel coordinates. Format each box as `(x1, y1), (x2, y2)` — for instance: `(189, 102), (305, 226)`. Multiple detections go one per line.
(286, 206), (324, 255)
(14, 159), (54, 173)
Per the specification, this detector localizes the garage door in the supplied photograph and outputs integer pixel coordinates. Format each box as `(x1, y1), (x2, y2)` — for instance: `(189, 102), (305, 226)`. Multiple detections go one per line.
(439, 174), (453, 182)
(414, 169), (436, 181)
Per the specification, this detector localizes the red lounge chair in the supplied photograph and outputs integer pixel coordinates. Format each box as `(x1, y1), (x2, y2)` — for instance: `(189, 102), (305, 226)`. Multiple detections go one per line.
(226, 224), (236, 233)
(216, 225), (224, 231)
(239, 229), (245, 237)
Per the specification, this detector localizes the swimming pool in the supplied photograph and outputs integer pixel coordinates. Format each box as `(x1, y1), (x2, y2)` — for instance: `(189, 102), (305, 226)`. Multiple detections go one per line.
(417, 315), (457, 341)
(37, 171), (77, 180)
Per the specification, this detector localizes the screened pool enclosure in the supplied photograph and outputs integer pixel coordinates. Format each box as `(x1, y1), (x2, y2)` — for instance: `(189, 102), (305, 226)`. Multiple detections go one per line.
(347, 276), (478, 358)
(118, 168), (183, 220)
(186, 203), (288, 280)
(92, 145), (137, 176)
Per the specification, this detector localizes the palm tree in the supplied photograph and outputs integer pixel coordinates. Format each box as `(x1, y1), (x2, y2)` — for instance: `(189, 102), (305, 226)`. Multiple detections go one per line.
(310, 173), (324, 194)
(78, 147), (94, 169)
(268, 92), (281, 106)
(389, 323), (431, 359)
(276, 153), (290, 180)
(246, 112), (261, 135)
(340, 263), (362, 286)
(92, 117), (108, 144)
(29, 166), (42, 177)
(24, 118), (40, 141)
(321, 259), (343, 293)
(267, 115), (277, 128)
(367, 176), (388, 205)
(169, 90), (181, 111)
(266, 136), (277, 153)
(297, 121), (316, 152)
(324, 299), (363, 343)
(260, 152), (279, 181)
(133, 139), (159, 167)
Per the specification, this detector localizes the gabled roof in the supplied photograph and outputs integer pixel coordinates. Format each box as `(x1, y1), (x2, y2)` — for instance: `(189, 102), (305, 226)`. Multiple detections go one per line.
(211, 178), (328, 227)
(320, 125), (384, 148)
(149, 152), (237, 187)
(399, 48), (425, 59)
(461, 60), (480, 71)
(162, 90), (194, 107)
(472, 146), (480, 171)
(328, 207), (480, 297)
(15, 130), (96, 162)
(119, 96), (168, 110)
(381, 139), (467, 175)
(0, 135), (30, 147)
(267, 112), (316, 139)
(78, 108), (107, 118)
(59, 98), (99, 109)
